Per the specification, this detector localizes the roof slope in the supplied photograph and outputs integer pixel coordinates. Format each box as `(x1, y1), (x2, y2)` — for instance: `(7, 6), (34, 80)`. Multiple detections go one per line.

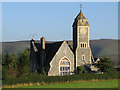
(73, 10), (89, 26)
(75, 10), (86, 20)
(45, 41), (63, 65)
(32, 40), (73, 66)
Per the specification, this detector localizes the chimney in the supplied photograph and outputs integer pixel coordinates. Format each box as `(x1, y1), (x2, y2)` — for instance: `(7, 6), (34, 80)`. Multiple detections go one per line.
(41, 37), (45, 49)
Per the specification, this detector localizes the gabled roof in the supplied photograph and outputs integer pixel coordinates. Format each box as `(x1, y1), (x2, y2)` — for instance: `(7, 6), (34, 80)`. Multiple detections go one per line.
(30, 40), (73, 66)
(45, 41), (63, 65)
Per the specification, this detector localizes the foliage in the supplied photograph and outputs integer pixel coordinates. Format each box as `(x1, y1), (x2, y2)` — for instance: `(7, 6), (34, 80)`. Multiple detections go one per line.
(2, 51), (119, 86)
(2, 66), (9, 80)
(2, 71), (118, 86)
(2, 53), (18, 78)
(2, 53), (12, 68)
(42, 68), (47, 76)
(17, 49), (31, 77)
(95, 57), (114, 73)
(2, 49), (31, 80)
(77, 66), (83, 74)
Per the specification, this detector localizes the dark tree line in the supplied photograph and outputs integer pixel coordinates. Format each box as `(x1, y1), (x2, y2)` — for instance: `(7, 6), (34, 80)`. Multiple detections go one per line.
(2, 49), (31, 80)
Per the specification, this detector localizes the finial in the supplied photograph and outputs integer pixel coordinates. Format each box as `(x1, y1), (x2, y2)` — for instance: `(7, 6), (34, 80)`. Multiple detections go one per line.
(80, 4), (82, 11)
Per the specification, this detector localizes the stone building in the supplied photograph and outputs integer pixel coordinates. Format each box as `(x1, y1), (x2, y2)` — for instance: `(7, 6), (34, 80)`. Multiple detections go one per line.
(30, 9), (95, 76)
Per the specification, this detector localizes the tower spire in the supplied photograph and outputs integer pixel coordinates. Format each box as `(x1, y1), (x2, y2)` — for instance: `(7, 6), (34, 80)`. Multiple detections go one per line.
(80, 4), (82, 12)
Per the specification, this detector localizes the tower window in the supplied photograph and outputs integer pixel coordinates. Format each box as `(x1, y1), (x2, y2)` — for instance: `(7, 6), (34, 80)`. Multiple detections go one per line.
(82, 55), (85, 61)
(83, 56), (85, 60)
(80, 42), (87, 48)
(81, 44), (82, 48)
(85, 44), (86, 48)
(82, 55), (85, 64)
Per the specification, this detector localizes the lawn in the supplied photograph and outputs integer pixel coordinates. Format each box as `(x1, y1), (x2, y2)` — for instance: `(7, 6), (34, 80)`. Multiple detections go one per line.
(17, 79), (118, 88)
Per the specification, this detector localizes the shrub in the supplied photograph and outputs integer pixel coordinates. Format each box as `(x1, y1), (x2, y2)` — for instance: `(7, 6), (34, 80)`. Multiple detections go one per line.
(2, 71), (118, 86)
(77, 66), (83, 74)
(95, 57), (114, 73)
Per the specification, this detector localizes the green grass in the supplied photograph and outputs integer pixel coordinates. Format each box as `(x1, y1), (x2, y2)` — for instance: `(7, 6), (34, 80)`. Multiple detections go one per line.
(18, 79), (118, 88)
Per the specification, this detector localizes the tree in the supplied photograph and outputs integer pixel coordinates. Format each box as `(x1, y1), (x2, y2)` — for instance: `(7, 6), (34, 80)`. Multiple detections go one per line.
(2, 53), (11, 68)
(17, 49), (31, 77)
(95, 57), (114, 73)
(2, 53), (18, 78)
(2, 66), (9, 80)
(77, 66), (83, 74)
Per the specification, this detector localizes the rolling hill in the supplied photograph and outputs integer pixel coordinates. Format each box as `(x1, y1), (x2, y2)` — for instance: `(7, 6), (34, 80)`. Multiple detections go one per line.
(1, 39), (119, 65)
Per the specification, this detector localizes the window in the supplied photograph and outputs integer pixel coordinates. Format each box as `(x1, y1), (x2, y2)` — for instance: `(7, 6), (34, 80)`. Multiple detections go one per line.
(83, 44), (84, 48)
(82, 55), (85, 60)
(85, 44), (86, 48)
(60, 60), (70, 65)
(82, 55), (85, 64)
(60, 58), (70, 76)
(83, 56), (85, 60)
(81, 44), (82, 47)
(80, 42), (87, 48)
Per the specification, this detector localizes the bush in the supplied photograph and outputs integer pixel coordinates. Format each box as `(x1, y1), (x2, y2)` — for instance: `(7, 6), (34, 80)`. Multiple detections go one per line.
(2, 66), (9, 80)
(17, 49), (30, 77)
(77, 66), (83, 74)
(2, 71), (118, 86)
(95, 57), (114, 73)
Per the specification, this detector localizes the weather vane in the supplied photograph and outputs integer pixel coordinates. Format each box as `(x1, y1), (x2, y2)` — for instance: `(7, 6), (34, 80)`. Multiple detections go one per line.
(80, 4), (82, 11)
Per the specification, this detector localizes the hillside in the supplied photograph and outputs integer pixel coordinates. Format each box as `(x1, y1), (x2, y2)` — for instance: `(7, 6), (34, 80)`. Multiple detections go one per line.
(1, 39), (119, 65)
(90, 39), (119, 64)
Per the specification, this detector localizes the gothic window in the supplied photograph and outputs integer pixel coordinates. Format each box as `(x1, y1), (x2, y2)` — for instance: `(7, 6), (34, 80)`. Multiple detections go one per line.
(60, 58), (70, 76)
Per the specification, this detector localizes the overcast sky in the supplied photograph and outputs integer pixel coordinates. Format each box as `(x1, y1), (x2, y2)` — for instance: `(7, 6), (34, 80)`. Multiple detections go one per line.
(2, 2), (118, 42)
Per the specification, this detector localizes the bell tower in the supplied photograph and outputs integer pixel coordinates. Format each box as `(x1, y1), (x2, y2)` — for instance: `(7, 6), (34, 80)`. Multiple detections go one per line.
(73, 6), (92, 67)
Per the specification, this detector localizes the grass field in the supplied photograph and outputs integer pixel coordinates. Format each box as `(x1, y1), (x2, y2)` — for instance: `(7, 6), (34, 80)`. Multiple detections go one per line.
(17, 79), (118, 88)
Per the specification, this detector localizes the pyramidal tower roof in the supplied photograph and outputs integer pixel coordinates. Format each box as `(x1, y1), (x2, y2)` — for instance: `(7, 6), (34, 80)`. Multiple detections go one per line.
(75, 10), (86, 20)
(73, 9), (89, 26)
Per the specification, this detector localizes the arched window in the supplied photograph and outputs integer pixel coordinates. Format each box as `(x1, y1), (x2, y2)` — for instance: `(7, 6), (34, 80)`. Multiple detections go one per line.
(82, 55), (85, 64)
(85, 43), (86, 48)
(83, 44), (84, 48)
(59, 58), (70, 76)
(81, 43), (82, 48)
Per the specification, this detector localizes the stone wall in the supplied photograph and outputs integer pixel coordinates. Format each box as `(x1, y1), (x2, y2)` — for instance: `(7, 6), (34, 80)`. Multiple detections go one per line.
(76, 46), (91, 66)
(48, 41), (74, 76)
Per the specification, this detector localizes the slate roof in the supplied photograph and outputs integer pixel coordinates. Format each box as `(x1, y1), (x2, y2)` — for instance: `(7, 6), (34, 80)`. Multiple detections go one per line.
(31, 40), (73, 66)
(75, 10), (86, 20)
(73, 10), (89, 26)
(45, 41), (63, 65)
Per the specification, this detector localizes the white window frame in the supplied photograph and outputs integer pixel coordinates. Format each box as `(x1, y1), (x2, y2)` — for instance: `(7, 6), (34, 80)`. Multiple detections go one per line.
(59, 57), (71, 76)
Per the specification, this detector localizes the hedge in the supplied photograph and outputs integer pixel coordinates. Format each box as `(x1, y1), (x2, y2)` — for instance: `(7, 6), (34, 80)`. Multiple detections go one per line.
(2, 71), (119, 85)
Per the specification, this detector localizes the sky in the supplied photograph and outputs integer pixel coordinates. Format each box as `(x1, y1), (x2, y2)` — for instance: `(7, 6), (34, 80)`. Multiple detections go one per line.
(2, 2), (118, 42)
